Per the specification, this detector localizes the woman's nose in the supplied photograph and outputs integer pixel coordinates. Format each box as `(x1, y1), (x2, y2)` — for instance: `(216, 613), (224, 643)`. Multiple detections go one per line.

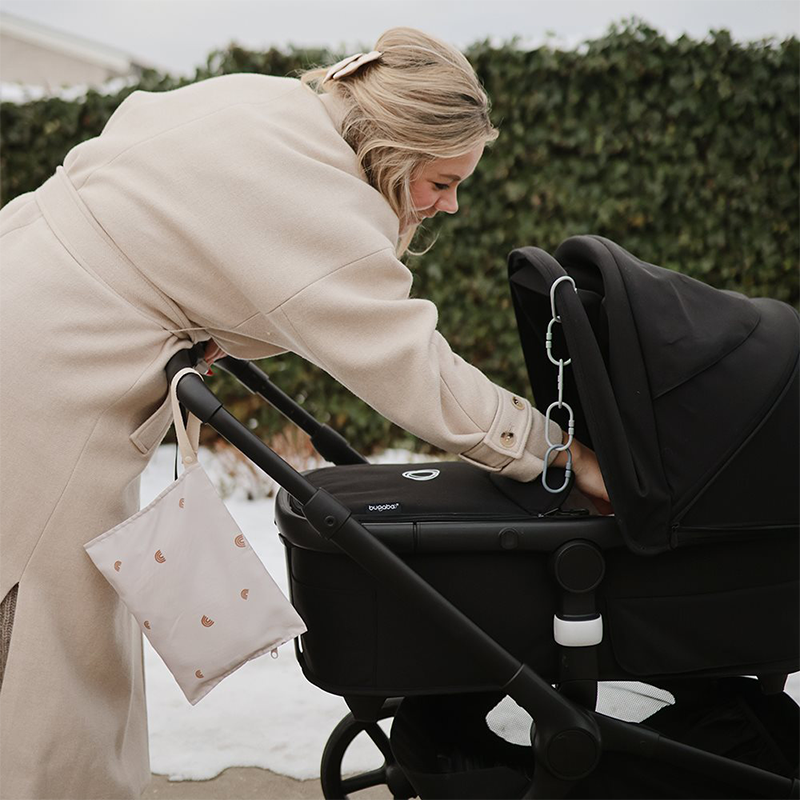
(437, 189), (459, 214)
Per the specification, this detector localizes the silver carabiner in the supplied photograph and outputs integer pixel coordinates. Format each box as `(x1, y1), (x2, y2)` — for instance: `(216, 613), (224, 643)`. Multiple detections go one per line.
(544, 401), (574, 449)
(549, 275), (577, 322)
(545, 318), (571, 367)
(542, 444), (573, 493)
(542, 275), (578, 496)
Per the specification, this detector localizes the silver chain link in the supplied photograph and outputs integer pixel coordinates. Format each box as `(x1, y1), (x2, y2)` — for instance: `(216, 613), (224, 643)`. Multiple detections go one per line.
(542, 276), (577, 493)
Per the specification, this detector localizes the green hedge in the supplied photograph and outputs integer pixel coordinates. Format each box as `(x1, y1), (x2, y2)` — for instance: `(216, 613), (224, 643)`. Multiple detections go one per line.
(2, 22), (797, 453)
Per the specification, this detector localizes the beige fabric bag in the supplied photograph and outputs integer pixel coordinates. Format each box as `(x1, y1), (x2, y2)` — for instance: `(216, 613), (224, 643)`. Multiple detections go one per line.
(84, 367), (306, 704)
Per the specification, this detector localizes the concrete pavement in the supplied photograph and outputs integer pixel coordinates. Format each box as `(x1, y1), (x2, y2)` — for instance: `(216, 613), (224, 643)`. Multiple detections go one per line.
(143, 769), (391, 800)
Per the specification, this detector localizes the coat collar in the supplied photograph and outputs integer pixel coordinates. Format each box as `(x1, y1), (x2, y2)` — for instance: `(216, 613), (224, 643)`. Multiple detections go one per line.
(316, 88), (401, 241)
(318, 91), (347, 136)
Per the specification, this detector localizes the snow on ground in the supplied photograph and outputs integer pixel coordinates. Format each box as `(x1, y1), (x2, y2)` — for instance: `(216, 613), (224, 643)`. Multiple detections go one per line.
(141, 445), (800, 782)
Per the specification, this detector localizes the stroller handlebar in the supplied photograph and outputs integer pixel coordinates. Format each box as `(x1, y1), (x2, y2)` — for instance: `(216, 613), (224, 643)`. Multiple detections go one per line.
(216, 355), (367, 466)
(166, 344), (367, 466)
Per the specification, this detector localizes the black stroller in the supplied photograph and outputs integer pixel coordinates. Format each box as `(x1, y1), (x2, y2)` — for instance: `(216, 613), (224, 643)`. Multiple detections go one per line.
(167, 235), (799, 799)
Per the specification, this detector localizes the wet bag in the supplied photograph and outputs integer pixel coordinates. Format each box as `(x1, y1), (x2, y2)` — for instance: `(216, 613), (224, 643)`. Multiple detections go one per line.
(84, 367), (306, 704)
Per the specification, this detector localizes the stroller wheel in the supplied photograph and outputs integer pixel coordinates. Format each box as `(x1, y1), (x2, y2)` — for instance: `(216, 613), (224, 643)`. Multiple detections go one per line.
(320, 697), (416, 799)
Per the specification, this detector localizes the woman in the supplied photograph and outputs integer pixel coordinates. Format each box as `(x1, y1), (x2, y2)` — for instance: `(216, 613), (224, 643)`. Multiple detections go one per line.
(0, 27), (608, 799)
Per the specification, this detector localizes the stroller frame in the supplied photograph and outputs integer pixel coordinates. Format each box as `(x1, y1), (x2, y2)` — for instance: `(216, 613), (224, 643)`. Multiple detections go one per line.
(165, 342), (798, 799)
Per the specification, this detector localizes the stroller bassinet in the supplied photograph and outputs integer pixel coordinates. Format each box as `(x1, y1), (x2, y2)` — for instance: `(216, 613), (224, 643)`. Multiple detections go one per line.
(167, 235), (799, 799)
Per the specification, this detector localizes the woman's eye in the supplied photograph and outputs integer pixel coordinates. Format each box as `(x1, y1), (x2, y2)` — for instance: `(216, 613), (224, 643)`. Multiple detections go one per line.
(433, 182), (450, 191)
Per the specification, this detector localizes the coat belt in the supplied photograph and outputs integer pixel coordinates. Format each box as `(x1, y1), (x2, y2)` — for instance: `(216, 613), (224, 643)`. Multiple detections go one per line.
(34, 167), (195, 336)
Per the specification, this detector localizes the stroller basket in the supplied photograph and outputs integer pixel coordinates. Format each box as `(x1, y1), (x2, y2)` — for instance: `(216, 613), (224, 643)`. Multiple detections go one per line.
(166, 235), (799, 799)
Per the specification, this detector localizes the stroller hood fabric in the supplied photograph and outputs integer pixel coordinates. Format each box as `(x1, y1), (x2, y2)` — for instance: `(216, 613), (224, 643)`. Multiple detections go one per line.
(508, 235), (799, 554)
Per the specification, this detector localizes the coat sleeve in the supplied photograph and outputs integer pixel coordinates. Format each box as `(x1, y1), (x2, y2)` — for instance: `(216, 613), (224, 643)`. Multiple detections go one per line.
(250, 245), (562, 482)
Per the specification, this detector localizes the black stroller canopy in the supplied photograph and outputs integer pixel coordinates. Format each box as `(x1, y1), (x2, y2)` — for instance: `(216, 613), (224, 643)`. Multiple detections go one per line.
(509, 235), (799, 554)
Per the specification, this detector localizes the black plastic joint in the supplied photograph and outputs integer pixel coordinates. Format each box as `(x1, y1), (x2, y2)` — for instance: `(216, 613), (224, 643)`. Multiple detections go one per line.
(551, 540), (605, 594)
(174, 372), (223, 422)
(303, 488), (352, 540)
(542, 727), (601, 781)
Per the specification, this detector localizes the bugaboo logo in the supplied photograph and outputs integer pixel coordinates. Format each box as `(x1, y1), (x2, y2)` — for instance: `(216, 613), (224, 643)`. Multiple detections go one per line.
(401, 469), (440, 482)
(366, 502), (401, 513)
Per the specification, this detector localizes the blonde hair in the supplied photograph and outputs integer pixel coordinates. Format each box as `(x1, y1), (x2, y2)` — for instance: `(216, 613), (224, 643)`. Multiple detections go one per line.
(300, 27), (499, 256)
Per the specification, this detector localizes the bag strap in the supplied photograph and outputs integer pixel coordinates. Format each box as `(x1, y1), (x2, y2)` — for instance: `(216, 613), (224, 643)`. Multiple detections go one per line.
(170, 367), (202, 466)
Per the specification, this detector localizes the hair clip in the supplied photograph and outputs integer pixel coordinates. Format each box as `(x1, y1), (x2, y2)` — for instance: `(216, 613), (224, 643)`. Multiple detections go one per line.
(324, 51), (383, 82)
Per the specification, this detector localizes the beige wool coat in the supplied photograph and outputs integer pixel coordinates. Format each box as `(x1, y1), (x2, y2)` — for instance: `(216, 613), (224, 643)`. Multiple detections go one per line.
(0, 74), (560, 799)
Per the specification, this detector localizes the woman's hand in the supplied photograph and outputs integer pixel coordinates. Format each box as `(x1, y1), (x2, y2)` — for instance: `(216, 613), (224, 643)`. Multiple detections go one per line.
(551, 433), (613, 515)
(571, 440), (613, 515)
(203, 339), (226, 366)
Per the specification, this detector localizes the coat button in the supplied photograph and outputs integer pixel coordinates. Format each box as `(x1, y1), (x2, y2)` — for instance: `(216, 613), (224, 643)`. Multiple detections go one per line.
(512, 396), (524, 409)
(500, 431), (515, 447)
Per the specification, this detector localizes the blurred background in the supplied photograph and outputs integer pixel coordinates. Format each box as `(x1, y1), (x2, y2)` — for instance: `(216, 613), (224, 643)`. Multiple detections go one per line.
(1, 0), (798, 456)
